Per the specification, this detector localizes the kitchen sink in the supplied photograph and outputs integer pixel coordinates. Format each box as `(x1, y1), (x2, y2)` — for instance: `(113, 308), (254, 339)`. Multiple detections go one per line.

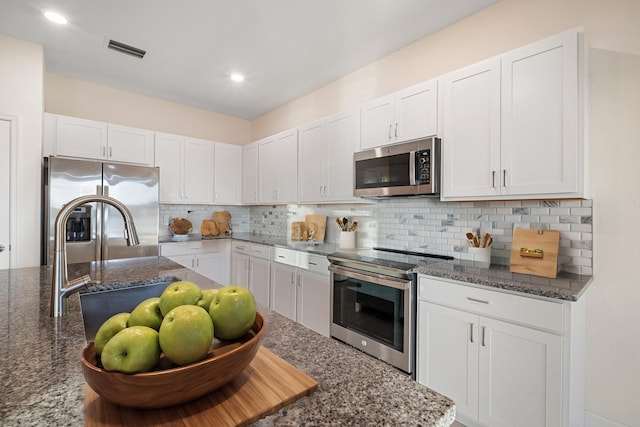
(79, 276), (179, 341)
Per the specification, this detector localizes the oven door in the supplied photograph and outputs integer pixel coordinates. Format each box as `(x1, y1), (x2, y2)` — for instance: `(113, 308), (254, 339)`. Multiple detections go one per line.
(329, 264), (415, 374)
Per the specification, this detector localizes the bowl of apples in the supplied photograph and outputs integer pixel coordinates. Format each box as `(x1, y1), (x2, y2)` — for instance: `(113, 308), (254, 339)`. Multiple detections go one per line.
(81, 282), (264, 409)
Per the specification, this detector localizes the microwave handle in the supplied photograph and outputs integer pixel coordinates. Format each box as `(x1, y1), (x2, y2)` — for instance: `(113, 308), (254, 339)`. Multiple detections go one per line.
(409, 151), (416, 185)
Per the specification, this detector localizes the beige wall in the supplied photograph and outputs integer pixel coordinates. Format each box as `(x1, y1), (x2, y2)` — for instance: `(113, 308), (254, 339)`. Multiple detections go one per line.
(250, 0), (640, 425)
(45, 73), (251, 145)
(0, 34), (43, 268)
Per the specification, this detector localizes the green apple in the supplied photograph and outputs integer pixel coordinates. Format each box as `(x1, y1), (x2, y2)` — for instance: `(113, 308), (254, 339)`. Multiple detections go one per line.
(94, 312), (130, 356)
(209, 286), (256, 340)
(100, 326), (161, 374)
(196, 289), (218, 311)
(159, 305), (214, 366)
(158, 280), (202, 316)
(128, 297), (163, 331)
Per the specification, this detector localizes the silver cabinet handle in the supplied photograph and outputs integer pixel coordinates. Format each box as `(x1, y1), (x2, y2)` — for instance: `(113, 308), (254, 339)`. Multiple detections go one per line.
(481, 326), (486, 347)
(0, 244), (5, 252)
(492, 171), (496, 188)
(467, 297), (490, 304)
(109, 146), (113, 158)
(388, 124), (392, 139)
(502, 169), (506, 187)
(394, 122), (398, 137)
(470, 323), (474, 343)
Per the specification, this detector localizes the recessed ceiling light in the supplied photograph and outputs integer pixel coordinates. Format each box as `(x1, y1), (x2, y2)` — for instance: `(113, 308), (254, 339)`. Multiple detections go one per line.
(230, 73), (245, 83)
(44, 10), (68, 25)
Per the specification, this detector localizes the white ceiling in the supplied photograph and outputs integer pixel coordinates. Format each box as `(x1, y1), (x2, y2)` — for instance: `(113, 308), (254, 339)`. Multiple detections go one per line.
(0, 0), (498, 120)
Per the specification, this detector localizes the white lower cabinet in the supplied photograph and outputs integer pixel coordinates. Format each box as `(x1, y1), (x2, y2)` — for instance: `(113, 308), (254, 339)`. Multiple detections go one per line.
(230, 241), (272, 309)
(417, 276), (585, 427)
(271, 247), (330, 337)
(160, 240), (231, 285)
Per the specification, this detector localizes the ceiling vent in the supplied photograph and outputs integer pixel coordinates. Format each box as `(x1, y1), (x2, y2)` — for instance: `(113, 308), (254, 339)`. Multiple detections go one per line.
(107, 39), (146, 59)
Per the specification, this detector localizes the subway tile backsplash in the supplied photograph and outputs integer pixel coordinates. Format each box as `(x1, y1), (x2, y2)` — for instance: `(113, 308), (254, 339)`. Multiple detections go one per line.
(161, 198), (593, 276)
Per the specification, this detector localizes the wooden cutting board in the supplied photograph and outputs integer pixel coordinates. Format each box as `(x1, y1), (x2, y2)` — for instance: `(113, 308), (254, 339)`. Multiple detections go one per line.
(305, 214), (327, 242)
(510, 228), (560, 278)
(84, 346), (317, 427)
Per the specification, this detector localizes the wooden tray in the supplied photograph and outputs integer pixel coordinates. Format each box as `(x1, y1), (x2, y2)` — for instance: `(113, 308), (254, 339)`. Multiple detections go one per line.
(84, 346), (318, 426)
(510, 228), (560, 278)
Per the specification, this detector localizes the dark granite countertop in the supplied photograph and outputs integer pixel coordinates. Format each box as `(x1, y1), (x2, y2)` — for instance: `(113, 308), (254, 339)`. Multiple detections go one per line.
(414, 260), (592, 302)
(0, 256), (454, 426)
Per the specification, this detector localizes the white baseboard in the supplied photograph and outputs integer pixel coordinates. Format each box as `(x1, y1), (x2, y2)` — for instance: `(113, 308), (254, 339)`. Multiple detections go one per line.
(585, 411), (629, 427)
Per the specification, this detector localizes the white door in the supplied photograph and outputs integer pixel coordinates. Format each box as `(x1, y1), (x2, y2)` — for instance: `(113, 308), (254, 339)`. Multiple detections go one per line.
(441, 57), (501, 199)
(298, 119), (326, 202)
(214, 143), (241, 204)
(183, 138), (214, 203)
(249, 257), (271, 309)
(297, 270), (330, 337)
(231, 252), (250, 288)
(0, 117), (12, 269)
(326, 110), (358, 202)
(417, 301), (479, 419)
(270, 263), (297, 321)
(242, 143), (259, 204)
(394, 79), (438, 142)
(479, 317), (562, 427)
(360, 95), (394, 150)
(154, 133), (184, 203)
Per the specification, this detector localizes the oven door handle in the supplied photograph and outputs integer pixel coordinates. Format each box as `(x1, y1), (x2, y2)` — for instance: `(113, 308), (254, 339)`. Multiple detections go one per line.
(329, 264), (411, 290)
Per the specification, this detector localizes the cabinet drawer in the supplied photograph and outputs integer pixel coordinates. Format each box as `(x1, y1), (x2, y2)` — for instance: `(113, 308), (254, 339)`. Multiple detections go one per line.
(273, 247), (298, 266)
(418, 276), (564, 333)
(298, 253), (330, 275)
(232, 240), (250, 254)
(250, 244), (272, 260)
(201, 239), (230, 253)
(159, 241), (202, 257)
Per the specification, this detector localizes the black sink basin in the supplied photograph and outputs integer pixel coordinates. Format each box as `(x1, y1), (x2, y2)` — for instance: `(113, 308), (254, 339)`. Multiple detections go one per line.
(79, 276), (179, 341)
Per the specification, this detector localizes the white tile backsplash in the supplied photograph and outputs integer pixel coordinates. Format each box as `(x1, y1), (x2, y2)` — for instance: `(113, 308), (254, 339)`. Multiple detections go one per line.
(161, 198), (593, 275)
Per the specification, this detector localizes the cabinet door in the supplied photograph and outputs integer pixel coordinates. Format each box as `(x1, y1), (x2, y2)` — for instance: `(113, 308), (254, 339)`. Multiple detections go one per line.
(297, 269), (330, 337)
(56, 115), (108, 160)
(154, 133), (184, 203)
(275, 130), (299, 202)
(165, 253), (195, 269)
(249, 257), (271, 309)
(231, 252), (249, 288)
(417, 301), (479, 419)
(214, 142), (241, 204)
(395, 80), (438, 142)
(183, 138), (214, 203)
(107, 124), (153, 165)
(242, 143), (259, 204)
(479, 317), (562, 427)
(441, 57), (501, 199)
(298, 119), (327, 202)
(325, 110), (358, 202)
(270, 263), (297, 321)
(258, 137), (278, 203)
(360, 95), (394, 150)
(500, 31), (579, 197)
(196, 251), (230, 285)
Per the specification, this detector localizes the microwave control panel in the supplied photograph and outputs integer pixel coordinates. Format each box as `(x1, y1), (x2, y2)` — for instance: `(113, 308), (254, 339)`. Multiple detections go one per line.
(416, 150), (431, 185)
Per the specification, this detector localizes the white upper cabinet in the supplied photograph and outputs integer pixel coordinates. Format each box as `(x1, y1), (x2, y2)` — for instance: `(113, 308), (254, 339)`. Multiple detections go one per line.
(298, 109), (359, 203)
(441, 29), (585, 201)
(258, 128), (298, 204)
(214, 142), (241, 204)
(360, 79), (438, 150)
(155, 133), (214, 204)
(107, 124), (154, 165)
(45, 114), (153, 166)
(242, 142), (259, 204)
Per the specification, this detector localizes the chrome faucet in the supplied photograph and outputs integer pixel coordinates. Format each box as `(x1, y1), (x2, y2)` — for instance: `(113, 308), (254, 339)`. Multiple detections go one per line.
(50, 194), (139, 317)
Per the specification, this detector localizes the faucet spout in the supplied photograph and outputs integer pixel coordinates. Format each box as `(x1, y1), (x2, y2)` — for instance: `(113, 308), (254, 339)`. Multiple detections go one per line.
(50, 194), (140, 317)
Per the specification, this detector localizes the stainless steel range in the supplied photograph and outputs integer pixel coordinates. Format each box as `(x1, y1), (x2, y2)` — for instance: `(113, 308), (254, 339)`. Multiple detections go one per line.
(328, 247), (453, 377)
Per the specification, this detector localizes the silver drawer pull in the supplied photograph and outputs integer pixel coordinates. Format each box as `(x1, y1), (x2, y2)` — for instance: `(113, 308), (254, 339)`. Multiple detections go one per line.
(309, 262), (317, 266)
(467, 297), (490, 304)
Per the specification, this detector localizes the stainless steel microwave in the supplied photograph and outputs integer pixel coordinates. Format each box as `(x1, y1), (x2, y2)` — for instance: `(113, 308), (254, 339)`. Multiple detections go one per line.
(353, 137), (441, 197)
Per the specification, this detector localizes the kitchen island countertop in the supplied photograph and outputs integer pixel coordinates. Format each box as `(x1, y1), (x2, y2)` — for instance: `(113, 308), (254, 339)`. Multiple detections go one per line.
(0, 256), (455, 426)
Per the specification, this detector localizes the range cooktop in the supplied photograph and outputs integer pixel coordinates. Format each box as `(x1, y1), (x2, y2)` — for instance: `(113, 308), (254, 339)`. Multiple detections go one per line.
(328, 247), (454, 277)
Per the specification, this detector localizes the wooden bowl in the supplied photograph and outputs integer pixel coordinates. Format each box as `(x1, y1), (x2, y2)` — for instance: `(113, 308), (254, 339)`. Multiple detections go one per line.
(81, 312), (265, 409)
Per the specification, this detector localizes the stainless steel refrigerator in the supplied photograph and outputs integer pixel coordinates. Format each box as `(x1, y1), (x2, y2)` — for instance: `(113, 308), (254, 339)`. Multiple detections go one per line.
(42, 157), (159, 265)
